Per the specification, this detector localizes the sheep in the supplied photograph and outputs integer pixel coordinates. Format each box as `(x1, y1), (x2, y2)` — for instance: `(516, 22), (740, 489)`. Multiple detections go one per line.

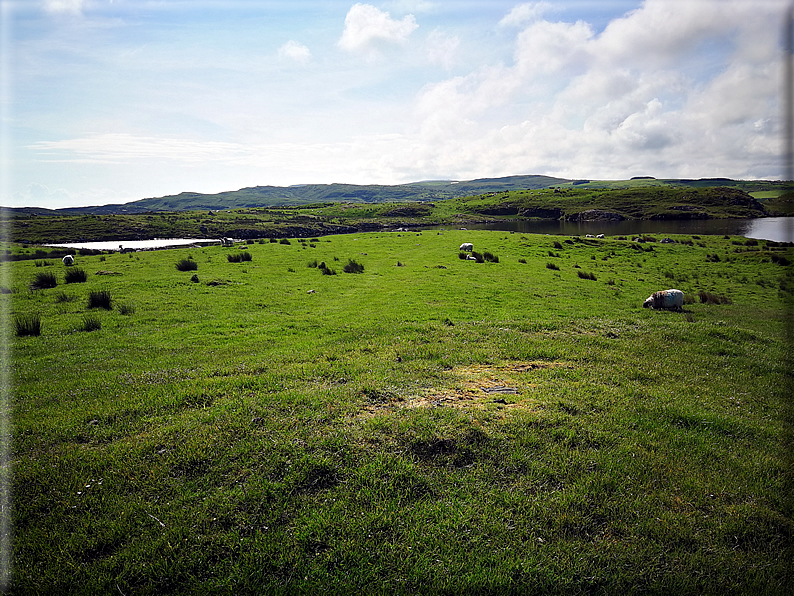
(62, 255), (74, 266)
(585, 234), (594, 238)
(643, 289), (684, 311)
(596, 234), (605, 239)
(459, 243), (473, 252)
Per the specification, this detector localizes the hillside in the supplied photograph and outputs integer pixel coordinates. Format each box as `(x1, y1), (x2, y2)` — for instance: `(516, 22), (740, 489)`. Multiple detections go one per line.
(6, 175), (790, 216)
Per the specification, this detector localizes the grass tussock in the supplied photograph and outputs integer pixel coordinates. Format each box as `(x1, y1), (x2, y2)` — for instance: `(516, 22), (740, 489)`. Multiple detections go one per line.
(30, 271), (57, 290)
(227, 251), (253, 263)
(546, 262), (560, 271)
(698, 290), (732, 305)
(343, 259), (365, 274)
(64, 268), (88, 284)
(54, 291), (75, 303)
(176, 258), (198, 271)
(81, 314), (101, 331)
(118, 303), (135, 315)
(14, 313), (41, 337)
(318, 261), (337, 275)
(577, 270), (597, 280)
(88, 290), (112, 310)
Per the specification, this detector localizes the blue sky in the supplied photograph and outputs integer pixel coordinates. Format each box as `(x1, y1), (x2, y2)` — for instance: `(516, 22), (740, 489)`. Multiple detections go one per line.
(0, 0), (788, 208)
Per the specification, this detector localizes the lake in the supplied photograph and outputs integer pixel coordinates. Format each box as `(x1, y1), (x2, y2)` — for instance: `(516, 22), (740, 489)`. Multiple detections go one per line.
(46, 217), (794, 251)
(448, 216), (794, 243)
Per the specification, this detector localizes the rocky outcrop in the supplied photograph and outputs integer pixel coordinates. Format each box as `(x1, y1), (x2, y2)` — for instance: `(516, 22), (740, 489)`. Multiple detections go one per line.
(566, 209), (624, 221)
(519, 207), (562, 219)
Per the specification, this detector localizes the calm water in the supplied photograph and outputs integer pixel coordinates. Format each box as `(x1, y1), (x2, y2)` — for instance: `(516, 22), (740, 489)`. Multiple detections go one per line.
(47, 238), (220, 251)
(450, 216), (794, 243)
(46, 217), (794, 251)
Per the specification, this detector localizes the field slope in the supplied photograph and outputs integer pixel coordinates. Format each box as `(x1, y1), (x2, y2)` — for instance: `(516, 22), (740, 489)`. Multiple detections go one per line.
(6, 231), (794, 594)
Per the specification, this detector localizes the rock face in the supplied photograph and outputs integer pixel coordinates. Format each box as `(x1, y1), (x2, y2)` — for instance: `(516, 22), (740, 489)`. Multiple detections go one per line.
(566, 209), (624, 221)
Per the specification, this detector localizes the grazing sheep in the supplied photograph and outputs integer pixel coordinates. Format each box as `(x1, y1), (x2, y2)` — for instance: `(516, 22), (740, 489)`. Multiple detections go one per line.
(596, 234), (605, 239)
(643, 289), (684, 310)
(62, 255), (74, 266)
(585, 234), (594, 238)
(459, 243), (473, 252)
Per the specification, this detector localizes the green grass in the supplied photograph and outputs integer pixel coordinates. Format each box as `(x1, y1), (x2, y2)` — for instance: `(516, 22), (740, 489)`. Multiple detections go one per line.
(5, 230), (793, 594)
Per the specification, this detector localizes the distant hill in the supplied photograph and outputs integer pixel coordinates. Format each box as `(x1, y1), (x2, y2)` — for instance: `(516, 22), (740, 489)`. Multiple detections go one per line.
(5, 175), (787, 216)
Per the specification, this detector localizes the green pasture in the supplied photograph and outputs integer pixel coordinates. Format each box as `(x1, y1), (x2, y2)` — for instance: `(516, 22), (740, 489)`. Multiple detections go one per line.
(5, 230), (793, 594)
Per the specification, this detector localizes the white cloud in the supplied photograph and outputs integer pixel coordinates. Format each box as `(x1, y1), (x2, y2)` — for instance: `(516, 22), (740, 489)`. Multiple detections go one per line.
(278, 40), (311, 65)
(43, 0), (85, 15)
(498, 2), (554, 28)
(338, 3), (418, 55)
(425, 29), (459, 70)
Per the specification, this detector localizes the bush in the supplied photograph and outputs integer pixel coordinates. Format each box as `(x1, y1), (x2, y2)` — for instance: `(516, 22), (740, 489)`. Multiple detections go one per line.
(81, 314), (101, 332)
(64, 268), (88, 284)
(343, 259), (364, 274)
(546, 262), (560, 270)
(176, 258), (198, 271)
(577, 270), (597, 281)
(269, 238), (278, 243)
(88, 290), (112, 310)
(14, 313), (41, 337)
(279, 238), (291, 245)
(227, 251), (252, 263)
(30, 271), (57, 290)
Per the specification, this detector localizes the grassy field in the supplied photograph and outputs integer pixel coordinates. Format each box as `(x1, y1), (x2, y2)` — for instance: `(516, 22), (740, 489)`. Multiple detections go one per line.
(5, 230), (794, 594)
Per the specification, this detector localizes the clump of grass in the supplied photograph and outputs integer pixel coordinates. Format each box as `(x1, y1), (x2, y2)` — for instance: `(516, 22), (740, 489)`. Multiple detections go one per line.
(14, 314), (41, 337)
(343, 259), (365, 274)
(548, 251), (560, 258)
(518, 258), (527, 264)
(190, 274), (199, 283)
(396, 261), (404, 267)
(34, 260), (50, 267)
(482, 251), (499, 263)
(698, 291), (731, 305)
(118, 303), (135, 315)
(307, 259), (318, 268)
(607, 278), (615, 285)
(318, 262), (336, 275)
(279, 238), (291, 245)
(81, 314), (101, 331)
(269, 238), (278, 243)
(227, 252), (252, 263)
(706, 253), (721, 262)
(771, 254), (791, 266)
(30, 271), (57, 290)
(683, 293), (696, 304)
(553, 240), (563, 249)
(54, 291), (75, 303)
(546, 262), (560, 271)
(458, 252), (468, 260)
(88, 290), (112, 310)
(64, 268), (88, 284)
(470, 251), (485, 263)
(577, 270), (597, 281)
(176, 258), (198, 271)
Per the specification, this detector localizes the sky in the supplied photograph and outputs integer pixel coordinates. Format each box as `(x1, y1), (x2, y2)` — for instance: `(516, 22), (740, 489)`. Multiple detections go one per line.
(0, 0), (790, 208)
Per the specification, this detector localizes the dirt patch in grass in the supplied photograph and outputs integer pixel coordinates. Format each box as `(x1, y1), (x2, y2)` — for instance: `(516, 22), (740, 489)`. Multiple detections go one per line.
(361, 361), (569, 416)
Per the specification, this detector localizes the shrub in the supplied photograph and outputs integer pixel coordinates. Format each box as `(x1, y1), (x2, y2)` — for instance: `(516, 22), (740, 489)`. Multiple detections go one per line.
(176, 258), (198, 271)
(698, 291), (731, 305)
(279, 238), (291, 245)
(546, 262), (560, 270)
(269, 238), (278, 243)
(14, 314), (41, 337)
(30, 271), (57, 290)
(118, 303), (135, 315)
(88, 290), (112, 310)
(577, 270), (597, 281)
(81, 314), (102, 331)
(343, 259), (365, 274)
(64, 268), (88, 284)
